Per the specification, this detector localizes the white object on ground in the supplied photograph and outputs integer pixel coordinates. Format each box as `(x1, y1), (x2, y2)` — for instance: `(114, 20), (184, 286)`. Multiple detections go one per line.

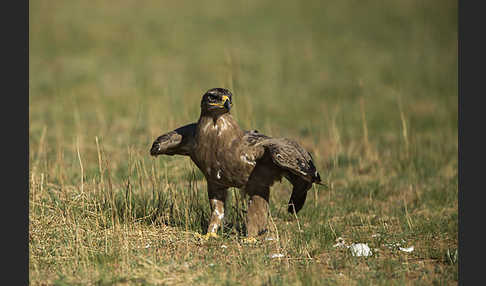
(269, 253), (285, 258)
(349, 243), (373, 257)
(399, 246), (414, 253)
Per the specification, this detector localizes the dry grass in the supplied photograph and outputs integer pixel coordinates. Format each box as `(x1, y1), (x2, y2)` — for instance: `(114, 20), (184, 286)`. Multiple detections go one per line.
(30, 0), (457, 285)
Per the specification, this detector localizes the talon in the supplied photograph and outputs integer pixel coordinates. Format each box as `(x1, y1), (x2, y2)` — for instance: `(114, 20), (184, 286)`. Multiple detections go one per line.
(195, 232), (219, 241)
(205, 232), (219, 239)
(242, 237), (258, 244)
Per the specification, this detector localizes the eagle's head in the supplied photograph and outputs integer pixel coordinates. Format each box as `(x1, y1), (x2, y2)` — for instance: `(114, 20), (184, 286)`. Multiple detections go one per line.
(200, 88), (233, 117)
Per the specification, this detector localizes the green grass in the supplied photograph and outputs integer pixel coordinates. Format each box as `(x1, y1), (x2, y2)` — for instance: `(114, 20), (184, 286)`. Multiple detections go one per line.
(30, 0), (457, 285)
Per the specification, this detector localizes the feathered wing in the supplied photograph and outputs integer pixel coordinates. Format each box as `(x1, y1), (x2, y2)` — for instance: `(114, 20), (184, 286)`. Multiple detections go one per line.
(150, 123), (196, 156)
(262, 138), (321, 184)
(243, 132), (321, 214)
(261, 138), (321, 214)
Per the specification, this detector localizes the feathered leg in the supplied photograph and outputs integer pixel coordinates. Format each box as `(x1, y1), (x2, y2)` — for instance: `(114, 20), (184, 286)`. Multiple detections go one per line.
(246, 187), (270, 238)
(206, 182), (228, 238)
(243, 155), (283, 241)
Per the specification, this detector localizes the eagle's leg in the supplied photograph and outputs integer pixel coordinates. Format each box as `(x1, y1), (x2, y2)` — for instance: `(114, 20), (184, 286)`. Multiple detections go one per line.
(244, 155), (283, 240)
(246, 188), (270, 238)
(206, 182), (228, 238)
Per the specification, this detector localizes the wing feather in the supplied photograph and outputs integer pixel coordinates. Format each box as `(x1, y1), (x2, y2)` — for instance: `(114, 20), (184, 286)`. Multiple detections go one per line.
(150, 123), (196, 156)
(242, 130), (321, 183)
(262, 138), (321, 183)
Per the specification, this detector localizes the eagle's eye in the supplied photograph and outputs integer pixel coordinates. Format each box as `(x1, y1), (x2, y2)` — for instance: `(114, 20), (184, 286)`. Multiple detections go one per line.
(208, 93), (218, 101)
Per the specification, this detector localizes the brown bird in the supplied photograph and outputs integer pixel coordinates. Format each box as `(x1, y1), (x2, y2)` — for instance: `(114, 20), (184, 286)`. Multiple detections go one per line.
(150, 88), (321, 240)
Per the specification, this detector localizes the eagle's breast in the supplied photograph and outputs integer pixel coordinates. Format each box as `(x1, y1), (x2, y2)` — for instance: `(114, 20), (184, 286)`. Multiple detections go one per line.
(191, 115), (254, 187)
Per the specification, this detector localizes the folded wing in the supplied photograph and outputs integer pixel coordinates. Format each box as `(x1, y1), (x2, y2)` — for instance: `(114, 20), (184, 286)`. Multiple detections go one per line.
(262, 138), (321, 214)
(242, 132), (321, 214)
(262, 138), (321, 184)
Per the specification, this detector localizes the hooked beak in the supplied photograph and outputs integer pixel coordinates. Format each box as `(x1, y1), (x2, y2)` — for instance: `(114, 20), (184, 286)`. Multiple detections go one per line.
(209, 95), (231, 111)
(223, 95), (231, 111)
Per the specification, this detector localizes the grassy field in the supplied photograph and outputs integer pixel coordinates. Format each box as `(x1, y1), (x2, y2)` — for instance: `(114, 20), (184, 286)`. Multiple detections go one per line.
(29, 0), (457, 285)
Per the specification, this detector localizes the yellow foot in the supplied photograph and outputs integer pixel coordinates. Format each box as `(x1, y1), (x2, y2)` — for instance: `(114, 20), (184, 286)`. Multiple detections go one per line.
(195, 232), (219, 241)
(242, 236), (258, 244)
(204, 232), (219, 240)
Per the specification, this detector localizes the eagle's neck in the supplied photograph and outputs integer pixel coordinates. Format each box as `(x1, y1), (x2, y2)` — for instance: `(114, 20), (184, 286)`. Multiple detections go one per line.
(196, 113), (244, 140)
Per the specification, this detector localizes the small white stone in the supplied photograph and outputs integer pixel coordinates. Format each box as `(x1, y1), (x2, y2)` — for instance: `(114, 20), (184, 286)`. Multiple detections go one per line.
(349, 243), (372, 257)
(270, 253), (285, 258)
(399, 246), (414, 253)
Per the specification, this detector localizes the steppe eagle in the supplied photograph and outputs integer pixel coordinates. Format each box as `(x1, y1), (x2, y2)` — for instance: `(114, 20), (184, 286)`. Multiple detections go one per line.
(150, 88), (321, 240)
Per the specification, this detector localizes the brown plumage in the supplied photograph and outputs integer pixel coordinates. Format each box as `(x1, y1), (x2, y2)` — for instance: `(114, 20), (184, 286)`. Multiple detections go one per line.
(150, 88), (321, 238)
